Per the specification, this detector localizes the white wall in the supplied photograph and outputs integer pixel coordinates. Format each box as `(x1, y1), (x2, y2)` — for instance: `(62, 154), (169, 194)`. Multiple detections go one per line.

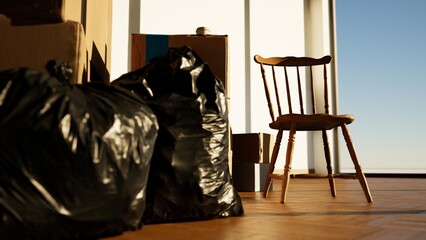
(304, 0), (336, 173)
(112, 0), (247, 134)
(249, 0), (335, 172)
(249, 0), (309, 172)
(139, 0), (246, 135)
(111, 0), (130, 80)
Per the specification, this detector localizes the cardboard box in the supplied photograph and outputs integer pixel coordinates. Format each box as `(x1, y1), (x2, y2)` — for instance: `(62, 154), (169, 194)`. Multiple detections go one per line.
(0, 0), (87, 25)
(0, 15), (85, 83)
(232, 133), (274, 164)
(232, 163), (270, 192)
(82, 0), (112, 83)
(130, 34), (229, 94)
(0, 0), (112, 83)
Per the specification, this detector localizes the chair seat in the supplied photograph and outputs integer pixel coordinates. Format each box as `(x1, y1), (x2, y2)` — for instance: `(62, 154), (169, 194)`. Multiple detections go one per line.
(269, 113), (355, 131)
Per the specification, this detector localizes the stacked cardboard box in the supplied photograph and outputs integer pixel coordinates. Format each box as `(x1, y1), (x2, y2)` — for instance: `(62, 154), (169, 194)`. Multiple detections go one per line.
(0, 0), (112, 83)
(0, 0), (80, 24)
(0, 15), (85, 83)
(231, 133), (274, 192)
(130, 34), (229, 97)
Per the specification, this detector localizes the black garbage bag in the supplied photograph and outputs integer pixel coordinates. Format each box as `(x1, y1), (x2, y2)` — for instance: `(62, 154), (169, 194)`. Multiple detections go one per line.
(0, 62), (158, 239)
(112, 46), (244, 223)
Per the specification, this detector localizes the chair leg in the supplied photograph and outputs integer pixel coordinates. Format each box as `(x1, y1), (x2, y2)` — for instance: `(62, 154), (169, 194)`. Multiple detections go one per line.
(340, 124), (373, 203)
(280, 123), (297, 203)
(263, 129), (283, 198)
(322, 130), (336, 197)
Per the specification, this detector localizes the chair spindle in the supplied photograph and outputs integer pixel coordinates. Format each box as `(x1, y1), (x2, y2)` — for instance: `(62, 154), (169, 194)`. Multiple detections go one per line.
(284, 67), (292, 114)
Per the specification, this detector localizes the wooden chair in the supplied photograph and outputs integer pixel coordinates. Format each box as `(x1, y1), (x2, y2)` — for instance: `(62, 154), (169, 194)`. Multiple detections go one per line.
(253, 54), (373, 203)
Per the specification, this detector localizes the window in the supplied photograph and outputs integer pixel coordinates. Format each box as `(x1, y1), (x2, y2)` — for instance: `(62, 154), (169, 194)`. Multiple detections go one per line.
(336, 0), (426, 173)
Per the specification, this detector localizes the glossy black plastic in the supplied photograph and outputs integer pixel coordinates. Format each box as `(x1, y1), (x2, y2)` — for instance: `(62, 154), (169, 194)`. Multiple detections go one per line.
(0, 64), (158, 239)
(113, 46), (244, 224)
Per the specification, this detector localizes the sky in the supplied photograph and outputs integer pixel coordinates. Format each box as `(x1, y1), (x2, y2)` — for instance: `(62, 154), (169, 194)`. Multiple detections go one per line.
(335, 0), (426, 173)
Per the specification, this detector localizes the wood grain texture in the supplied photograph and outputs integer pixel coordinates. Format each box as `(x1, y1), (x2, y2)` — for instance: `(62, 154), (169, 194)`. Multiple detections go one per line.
(103, 177), (426, 240)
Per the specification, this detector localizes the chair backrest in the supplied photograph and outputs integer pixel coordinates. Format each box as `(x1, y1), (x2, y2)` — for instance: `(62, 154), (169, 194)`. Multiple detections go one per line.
(253, 55), (332, 122)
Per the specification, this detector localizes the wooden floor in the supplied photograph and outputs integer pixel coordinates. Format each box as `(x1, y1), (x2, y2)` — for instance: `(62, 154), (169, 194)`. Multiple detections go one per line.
(103, 177), (426, 240)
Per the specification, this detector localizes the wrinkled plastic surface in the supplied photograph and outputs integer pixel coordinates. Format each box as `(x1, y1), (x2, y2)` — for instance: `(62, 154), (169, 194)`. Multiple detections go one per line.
(112, 46), (244, 223)
(0, 64), (158, 239)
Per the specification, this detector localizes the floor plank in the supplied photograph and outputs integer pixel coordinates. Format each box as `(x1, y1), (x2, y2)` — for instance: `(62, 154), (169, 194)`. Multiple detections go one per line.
(102, 177), (426, 240)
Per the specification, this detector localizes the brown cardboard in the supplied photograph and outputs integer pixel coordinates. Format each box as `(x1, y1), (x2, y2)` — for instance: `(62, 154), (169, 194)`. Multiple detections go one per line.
(83, 0), (112, 83)
(232, 133), (274, 164)
(0, 15), (85, 83)
(0, 0), (112, 83)
(0, 0), (82, 24)
(232, 163), (270, 192)
(130, 34), (229, 94)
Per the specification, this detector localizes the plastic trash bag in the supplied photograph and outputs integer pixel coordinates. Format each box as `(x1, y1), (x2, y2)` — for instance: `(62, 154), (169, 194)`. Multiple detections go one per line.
(0, 61), (158, 239)
(112, 46), (244, 223)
